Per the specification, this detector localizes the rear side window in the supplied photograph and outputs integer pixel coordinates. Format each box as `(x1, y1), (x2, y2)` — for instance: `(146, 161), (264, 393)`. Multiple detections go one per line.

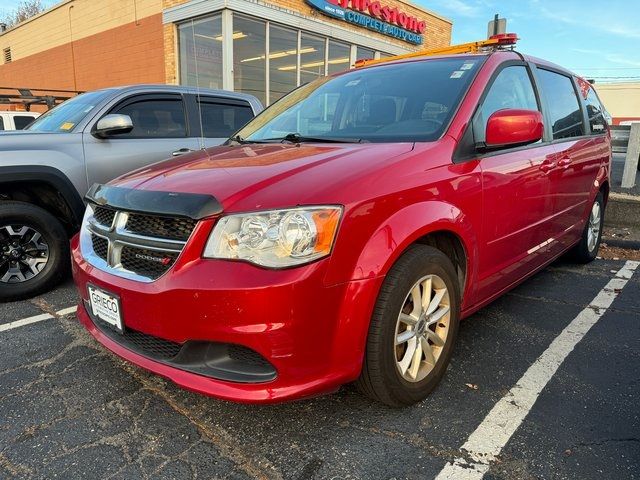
(537, 69), (584, 140)
(13, 115), (36, 130)
(0, 117), (4, 130)
(476, 65), (539, 141)
(198, 100), (253, 138)
(113, 98), (187, 138)
(584, 87), (607, 134)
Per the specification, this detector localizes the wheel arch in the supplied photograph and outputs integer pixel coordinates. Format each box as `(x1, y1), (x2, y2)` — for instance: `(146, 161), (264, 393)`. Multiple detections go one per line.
(328, 202), (477, 389)
(599, 179), (610, 206)
(0, 166), (86, 235)
(338, 200), (478, 307)
(412, 230), (468, 299)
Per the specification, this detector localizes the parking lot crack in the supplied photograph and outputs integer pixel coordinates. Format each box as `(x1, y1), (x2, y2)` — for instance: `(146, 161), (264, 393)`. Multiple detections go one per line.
(360, 425), (476, 464)
(571, 437), (639, 449)
(29, 298), (62, 318)
(0, 453), (32, 477)
(122, 364), (283, 480)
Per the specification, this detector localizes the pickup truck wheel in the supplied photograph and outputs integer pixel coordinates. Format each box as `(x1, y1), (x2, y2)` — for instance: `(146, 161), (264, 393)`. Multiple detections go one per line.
(570, 192), (604, 264)
(356, 245), (460, 407)
(0, 202), (69, 302)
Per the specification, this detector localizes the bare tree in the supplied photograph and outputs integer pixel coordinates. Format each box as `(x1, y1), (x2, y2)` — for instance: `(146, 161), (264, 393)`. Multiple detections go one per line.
(1, 0), (47, 27)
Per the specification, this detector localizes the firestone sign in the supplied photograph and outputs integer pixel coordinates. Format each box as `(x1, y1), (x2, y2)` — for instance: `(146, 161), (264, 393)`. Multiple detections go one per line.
(305, 0), (425, 45)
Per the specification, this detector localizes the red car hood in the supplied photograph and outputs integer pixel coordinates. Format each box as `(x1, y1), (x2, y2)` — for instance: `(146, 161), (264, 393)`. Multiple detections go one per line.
(112, 143), (415, 212)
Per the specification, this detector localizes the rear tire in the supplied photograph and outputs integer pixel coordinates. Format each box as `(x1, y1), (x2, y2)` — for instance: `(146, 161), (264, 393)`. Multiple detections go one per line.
(0, 202), (69, 302)
(570, 192), (604, 264)
(356, 245), (460, 407)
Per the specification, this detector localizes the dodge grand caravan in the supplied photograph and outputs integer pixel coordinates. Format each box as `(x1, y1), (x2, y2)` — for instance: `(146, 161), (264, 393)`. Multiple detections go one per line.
(71, 50), (611, 406)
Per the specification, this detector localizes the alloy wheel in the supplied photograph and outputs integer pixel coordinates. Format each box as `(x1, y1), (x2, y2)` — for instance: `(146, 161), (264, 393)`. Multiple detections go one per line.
(0, 225), (50, 284)
(394, 274), (451, 382)
(587, 201), (601, 253)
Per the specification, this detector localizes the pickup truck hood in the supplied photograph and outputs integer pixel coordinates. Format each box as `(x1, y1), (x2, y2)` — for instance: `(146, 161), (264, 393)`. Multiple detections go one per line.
(112, 143), (416, 211)
(0, 131), (77, 152)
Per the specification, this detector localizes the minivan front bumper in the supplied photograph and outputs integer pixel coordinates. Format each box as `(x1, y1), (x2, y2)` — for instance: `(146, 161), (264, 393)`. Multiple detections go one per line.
(71, 234), (382, 403)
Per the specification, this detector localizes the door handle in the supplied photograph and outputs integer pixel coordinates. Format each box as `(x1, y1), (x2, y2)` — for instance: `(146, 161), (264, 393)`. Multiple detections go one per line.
(557, 156), (572, 168)
(172, 148), (194, 156)
(540, 161), (556, 173)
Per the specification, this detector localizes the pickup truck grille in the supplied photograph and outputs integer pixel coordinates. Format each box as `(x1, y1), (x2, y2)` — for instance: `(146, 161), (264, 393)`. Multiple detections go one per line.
(81, 204), (196, 282)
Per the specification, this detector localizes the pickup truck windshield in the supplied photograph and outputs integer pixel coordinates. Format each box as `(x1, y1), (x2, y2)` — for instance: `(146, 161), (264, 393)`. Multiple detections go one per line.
(237, 57), (483, 144)
(27, 90), (115, 133)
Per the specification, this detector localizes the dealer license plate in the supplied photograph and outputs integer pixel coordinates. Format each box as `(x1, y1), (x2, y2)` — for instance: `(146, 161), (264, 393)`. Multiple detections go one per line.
(88, 285), (123, 333)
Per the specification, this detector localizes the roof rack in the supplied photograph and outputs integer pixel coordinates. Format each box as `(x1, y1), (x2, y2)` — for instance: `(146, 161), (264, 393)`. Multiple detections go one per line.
(0, 86), (83, 111)
(355, 33), (519, 68)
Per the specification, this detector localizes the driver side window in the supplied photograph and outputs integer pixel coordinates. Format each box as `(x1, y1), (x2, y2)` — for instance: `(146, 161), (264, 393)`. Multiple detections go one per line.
(476, 66), (539, 142)
(109, 95), (187, 139)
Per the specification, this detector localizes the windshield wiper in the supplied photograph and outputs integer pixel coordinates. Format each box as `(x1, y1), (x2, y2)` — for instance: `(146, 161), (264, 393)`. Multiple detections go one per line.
(227, 134), (285, 145)
(227, 134), (250, 145)
(259, 133), (366, 144)
(228, 133), (366, 145)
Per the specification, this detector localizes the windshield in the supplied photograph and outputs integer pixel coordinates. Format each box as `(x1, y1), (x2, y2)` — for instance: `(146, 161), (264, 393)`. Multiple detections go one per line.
(236, 57), (484, 144)
(27, 90), (115, 133)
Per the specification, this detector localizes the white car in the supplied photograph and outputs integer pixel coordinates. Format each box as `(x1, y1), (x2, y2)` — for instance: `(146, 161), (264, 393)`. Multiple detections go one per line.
(0, 111), (40, 131)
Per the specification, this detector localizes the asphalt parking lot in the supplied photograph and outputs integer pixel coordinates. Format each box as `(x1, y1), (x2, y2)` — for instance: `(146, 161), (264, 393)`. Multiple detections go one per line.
(1, 258), (639, 480)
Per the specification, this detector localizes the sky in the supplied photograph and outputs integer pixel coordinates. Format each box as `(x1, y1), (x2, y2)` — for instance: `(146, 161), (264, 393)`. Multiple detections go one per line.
(1, 0), (639, 84)
(415, 0), (640, 83)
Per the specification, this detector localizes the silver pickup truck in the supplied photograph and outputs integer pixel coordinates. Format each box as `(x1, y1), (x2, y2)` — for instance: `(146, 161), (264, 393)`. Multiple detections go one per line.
(0, 84), (263, 301)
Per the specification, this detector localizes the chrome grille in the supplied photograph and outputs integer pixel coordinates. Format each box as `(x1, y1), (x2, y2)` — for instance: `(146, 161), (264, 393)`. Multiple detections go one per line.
(80, 204), (196, 282)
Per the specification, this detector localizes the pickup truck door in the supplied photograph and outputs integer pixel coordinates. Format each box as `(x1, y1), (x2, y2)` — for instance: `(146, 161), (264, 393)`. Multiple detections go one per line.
(473, 64), (557, 300)
(83, 93), (200, 187)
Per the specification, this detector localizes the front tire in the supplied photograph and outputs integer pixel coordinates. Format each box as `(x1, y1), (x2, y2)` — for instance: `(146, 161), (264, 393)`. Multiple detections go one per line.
(356, 245), (461, 407)
(570, 192), (604, 264)
(0, 202), (70, 302)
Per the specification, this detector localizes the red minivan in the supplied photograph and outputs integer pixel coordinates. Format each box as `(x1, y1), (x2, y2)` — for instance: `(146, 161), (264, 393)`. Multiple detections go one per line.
(71, 50), (611, 406)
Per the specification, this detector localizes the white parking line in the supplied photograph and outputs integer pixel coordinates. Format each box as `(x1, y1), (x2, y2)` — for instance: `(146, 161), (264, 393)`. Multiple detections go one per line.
(436, 260), (639, 480)
(0, 305), (77, 333)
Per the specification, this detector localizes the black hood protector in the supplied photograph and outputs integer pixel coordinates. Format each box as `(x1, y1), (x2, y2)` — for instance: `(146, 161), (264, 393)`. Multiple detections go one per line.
(86, 184), (223, 219)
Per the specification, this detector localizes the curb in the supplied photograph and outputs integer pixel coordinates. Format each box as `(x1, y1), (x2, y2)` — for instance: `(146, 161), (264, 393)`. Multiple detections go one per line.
(603, 238), (640, 251)
(605, 192), (640, 229)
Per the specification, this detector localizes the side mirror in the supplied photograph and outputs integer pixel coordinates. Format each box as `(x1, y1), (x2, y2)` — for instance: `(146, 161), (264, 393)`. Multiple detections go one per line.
(485, 109), (543, 149)
(93, 114), (133, 138)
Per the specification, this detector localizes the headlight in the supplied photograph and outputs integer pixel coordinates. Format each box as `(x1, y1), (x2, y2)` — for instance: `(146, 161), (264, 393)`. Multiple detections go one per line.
(203, 206), (342, 268)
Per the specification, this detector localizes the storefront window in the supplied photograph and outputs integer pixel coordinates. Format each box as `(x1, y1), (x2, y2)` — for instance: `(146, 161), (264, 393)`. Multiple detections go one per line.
(269, 25), (298, 104)
(177, 12), (404, 105)
(356, 46), (375, 62)
(300, 34), (326, 85)
(327, 41), (350, 75)
(233, 15), (267, 105)
(178, 16), (223, 89)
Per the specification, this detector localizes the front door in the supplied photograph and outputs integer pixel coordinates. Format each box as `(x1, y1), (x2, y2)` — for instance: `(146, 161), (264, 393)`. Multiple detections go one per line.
(83, 93), (199, 188)
(473, 64), (556, 300)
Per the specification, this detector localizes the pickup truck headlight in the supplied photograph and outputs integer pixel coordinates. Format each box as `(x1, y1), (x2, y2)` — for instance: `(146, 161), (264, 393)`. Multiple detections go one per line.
(203, 207), (342, 268)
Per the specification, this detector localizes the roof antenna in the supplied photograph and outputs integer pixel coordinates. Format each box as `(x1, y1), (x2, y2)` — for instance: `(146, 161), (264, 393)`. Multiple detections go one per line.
(190, 19), (206, 152)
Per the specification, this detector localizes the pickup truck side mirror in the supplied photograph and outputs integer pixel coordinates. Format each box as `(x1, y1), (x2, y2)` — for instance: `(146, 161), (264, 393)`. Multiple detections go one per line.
(485, 109), (543, 149)
(93, 114), (133, 139)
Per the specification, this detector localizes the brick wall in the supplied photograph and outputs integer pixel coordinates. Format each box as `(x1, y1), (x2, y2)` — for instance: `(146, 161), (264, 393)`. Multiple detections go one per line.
(0, 13), (165, 93)
(164, 23), (178, 84)
(0, 0), (160, 61)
